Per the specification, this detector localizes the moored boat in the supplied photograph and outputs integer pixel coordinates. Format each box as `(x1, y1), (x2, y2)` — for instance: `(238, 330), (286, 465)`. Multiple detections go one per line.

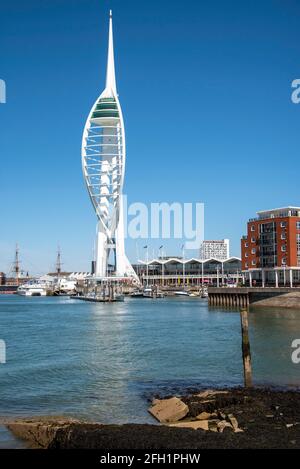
(174, 291), (189, 296)
(17, 283), (48, 296)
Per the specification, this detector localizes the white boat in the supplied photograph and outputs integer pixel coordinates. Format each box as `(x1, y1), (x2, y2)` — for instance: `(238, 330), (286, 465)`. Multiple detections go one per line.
(17, 282), (48, 296)
(130, 290), (144, 298)
(174, 291), (189, 296)
(143, 287), (153, 298)
(114, 293), (125, 302)
(53, 277), (77, 295)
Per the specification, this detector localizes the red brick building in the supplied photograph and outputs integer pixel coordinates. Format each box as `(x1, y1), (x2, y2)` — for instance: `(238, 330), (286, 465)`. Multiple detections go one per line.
(241, 207), (300, 287)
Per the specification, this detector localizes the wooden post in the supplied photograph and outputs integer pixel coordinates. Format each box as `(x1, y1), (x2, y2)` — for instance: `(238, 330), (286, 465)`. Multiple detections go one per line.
(240, 308), (252, 387)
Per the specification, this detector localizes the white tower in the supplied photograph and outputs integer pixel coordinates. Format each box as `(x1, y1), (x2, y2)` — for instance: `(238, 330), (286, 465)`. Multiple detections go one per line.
(82, 11), (137, 281)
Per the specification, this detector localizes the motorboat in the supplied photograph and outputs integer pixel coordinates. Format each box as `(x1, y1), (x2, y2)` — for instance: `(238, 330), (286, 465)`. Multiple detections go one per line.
(143, 287), (153, 298)
(130, 290), (144, 298)
(174, 291), (189, 296)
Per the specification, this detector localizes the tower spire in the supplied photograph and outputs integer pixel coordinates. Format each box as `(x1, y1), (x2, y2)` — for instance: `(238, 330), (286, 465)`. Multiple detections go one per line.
(105, 10), (117, 94)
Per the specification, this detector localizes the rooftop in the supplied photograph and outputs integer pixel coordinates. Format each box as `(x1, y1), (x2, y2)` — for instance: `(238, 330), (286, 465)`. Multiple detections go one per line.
(249, 206), (300, 222)
(202, 239), (229, 244)
(257, 206), (300, 215)
(138, 257), (241, 265)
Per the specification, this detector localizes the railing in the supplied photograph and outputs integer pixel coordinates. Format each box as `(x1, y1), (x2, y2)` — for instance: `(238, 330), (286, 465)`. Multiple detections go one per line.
(249, 211), (300, 222)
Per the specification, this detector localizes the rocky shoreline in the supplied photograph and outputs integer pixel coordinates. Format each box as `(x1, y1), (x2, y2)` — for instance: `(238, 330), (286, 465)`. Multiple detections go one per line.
(5, 387), (300, 449)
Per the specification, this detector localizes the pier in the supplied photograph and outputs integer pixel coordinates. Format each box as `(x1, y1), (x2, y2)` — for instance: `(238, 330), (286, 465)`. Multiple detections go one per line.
(71, 295), (123, 303)
(74, 276), (126, 302)
(208, 286), (300, 308)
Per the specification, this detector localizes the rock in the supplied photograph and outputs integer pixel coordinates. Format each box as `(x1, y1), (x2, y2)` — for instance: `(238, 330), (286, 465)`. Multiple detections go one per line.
(7, 417), (81, 448)
(196, 412), (215, 421)
(218, 411), (226, 420)
(227, 414), (243, 433)
(168, 420), (209, 431)
(196, 389), (228, 403)
(227, 414), (238, 431)
(151, 398), (160, 406)
(208, 420), (219, 432)
(217, 421), (233, 433)
(148, 397), (189, 423)
(196, 390), (228, 399)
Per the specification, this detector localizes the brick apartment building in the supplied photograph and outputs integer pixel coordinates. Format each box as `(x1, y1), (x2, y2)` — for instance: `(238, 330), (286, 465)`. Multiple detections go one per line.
(241, 207), (300, 287)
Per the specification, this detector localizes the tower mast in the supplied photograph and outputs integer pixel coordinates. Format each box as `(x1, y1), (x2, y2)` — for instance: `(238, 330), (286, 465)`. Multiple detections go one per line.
(106, 10), (117, 94)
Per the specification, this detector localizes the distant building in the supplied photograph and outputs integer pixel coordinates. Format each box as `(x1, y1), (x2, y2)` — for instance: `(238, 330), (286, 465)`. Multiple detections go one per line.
(133, 256), (241, 287)
(0, 272), (5, 285)
(200, 239), (230, 260)
(241, 206), (300, 287)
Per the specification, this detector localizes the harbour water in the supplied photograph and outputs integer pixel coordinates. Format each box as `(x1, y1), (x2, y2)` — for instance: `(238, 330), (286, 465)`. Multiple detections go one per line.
(0, 295), (299, 446)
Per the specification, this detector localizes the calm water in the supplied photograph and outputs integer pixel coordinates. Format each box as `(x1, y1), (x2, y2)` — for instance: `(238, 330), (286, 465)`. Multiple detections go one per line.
(0, 296), (299, 445)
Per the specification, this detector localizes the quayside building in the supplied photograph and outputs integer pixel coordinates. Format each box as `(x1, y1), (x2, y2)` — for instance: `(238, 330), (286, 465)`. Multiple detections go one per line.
(134, 257), (242, 287)
(241, 206), (300, 287)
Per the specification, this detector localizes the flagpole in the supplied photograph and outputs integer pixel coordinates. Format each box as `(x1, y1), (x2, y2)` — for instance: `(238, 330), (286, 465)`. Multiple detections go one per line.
(159, 245), (164, 288)
(144, 246), (149, 287)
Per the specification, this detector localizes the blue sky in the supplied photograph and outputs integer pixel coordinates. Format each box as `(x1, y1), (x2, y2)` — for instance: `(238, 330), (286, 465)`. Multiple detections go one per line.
(1, 0), (300, 274)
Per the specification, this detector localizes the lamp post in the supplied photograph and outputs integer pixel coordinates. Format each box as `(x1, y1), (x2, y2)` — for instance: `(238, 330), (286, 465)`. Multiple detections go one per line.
(181, 244), (185, 289)
(221, 261), (224, 286)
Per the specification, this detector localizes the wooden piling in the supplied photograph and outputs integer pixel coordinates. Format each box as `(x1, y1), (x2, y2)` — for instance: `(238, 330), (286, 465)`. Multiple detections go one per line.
(240, 308), (253, 387)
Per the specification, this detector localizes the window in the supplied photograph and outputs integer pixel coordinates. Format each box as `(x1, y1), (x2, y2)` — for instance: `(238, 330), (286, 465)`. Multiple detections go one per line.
(251, 248), (256, 254)
(280, 221), (286, 228)
(245, 242), (248, 248)
(281, 233), (286, 240)
(281, 245), (286, 252)
(245, 252), (248, 258)
(297, 221), (300, 230)
(251, 237), (256, 243)
(245, 262), (248, 268)
(250, 225), (255, 232)
(251, 260), (256, 266)
(282, 257), (286, 265)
